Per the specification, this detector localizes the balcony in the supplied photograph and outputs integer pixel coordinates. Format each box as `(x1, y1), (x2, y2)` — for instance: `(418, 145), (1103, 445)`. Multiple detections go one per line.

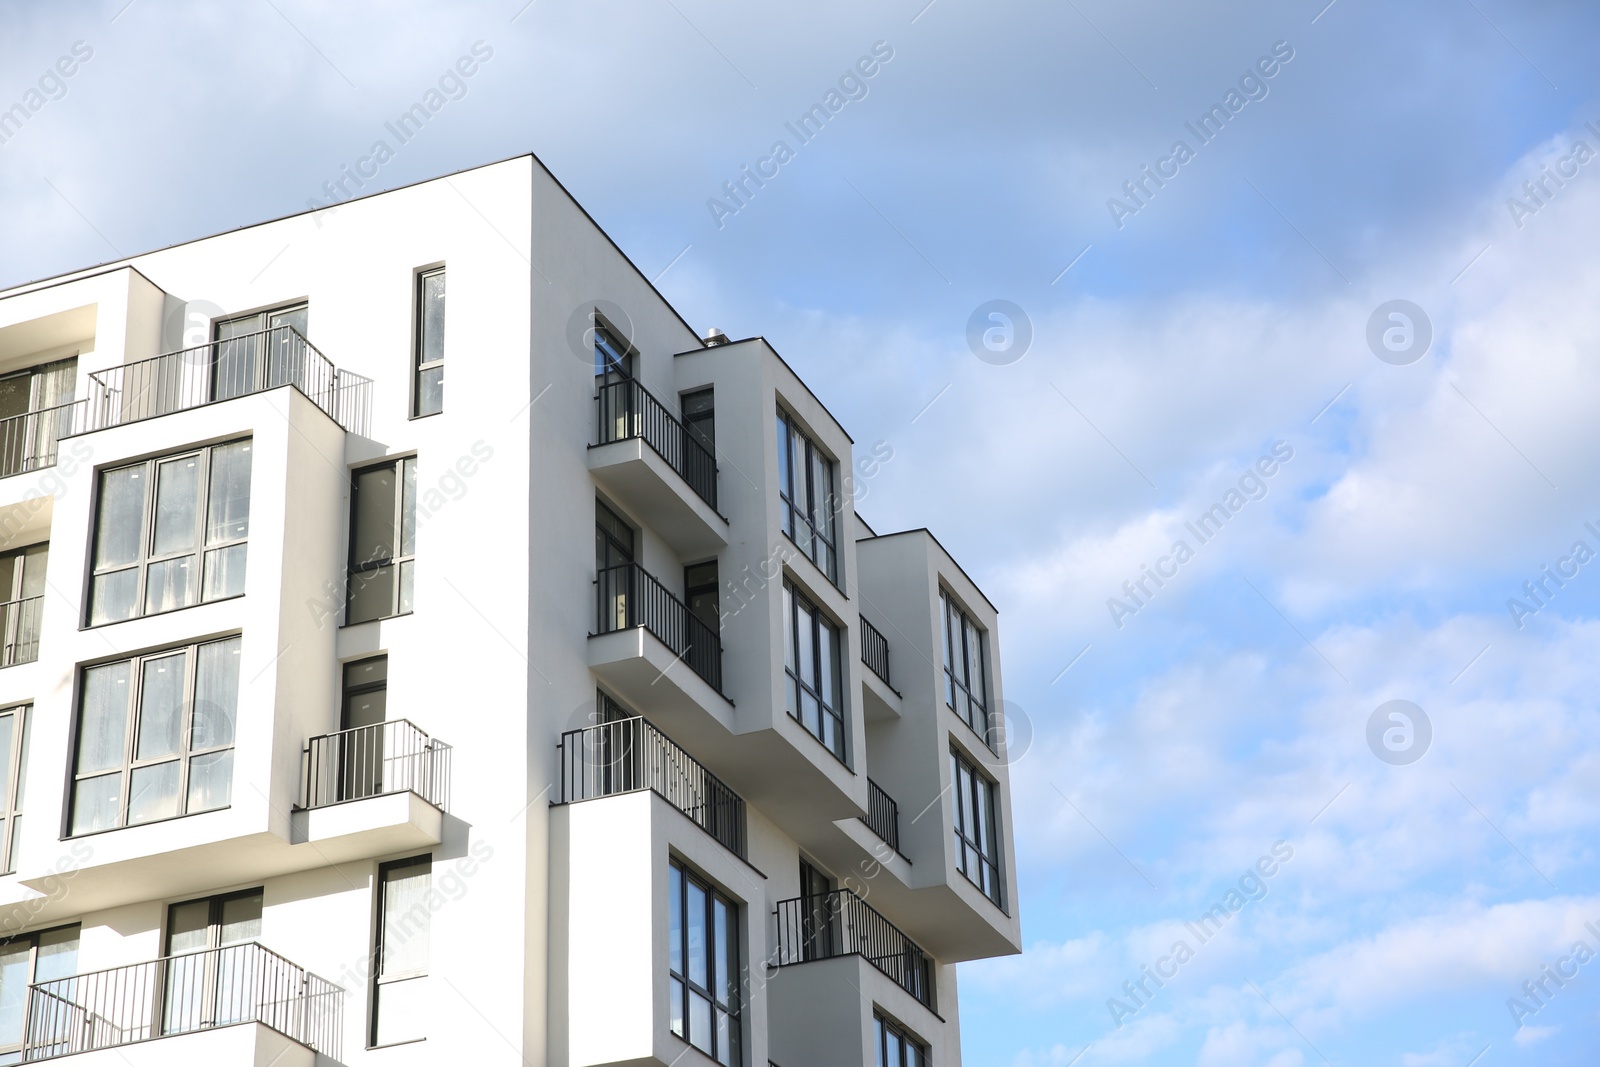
(69, 325), (373, 437)
(23, 942), (341, 1061)
(0, 400), (76, 479)
(774, 888), (935, 1009)
(593, 561), (723, 692)
(557, 715), (746, 857)
(861, 778), (902, 854)
(860, 614), (892, 686)
(291, 719), (450, 859)
(0, 594), (41, 666)
(589, 379), (725, 557)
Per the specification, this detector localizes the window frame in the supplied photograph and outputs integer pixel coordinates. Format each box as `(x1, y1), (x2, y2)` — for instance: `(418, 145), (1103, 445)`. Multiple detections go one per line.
(0, 543), (46, 668)
(775, 408), (839, 583)
(940, 590), (993, 751)
(66, 635), (241, 837)
(781, 579), (847, 763)
(667, 857), (742, 1066)
(949, 746), (1004, 908)
(874, 1011), (929, 1067)
(0, 922), (80, 1062)
(412, 267), (445, 418)
(0, 703), (28, 875)
(345, 457), (417, 625)
(593, 319), (635, 381)
(85, 439), (253, 627)
(371, 853), (431, 1049)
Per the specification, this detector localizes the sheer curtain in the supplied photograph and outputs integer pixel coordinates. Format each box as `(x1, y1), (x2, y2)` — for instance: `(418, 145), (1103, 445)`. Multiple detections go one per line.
(28, 357), (76, 469)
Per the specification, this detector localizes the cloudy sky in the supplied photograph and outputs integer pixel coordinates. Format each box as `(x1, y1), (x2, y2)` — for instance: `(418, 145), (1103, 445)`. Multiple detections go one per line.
(5, 0), (1600, 1063)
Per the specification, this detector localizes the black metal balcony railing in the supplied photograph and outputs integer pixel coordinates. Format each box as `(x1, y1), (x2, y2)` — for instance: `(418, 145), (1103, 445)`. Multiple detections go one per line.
(73, 326), (373, 437)
(557, 715), (747, 858)
(862, 778), (901, 854)
(595, 377), (718, 510)
(859, 614), (891, 687)
(301, 719), (452, 811)
(774, 889), (934, 1008)
(595, 561), (723, 692)
(22, 942), (342, 1060)
(0, 595), (43, 668)
(0, 400), (78, 480)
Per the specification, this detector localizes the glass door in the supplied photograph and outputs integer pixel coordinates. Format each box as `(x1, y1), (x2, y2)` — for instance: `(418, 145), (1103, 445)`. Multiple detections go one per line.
(338, 656), (388, 801)
(162, 889), (262, 1036)
(212, 306), (307, 402)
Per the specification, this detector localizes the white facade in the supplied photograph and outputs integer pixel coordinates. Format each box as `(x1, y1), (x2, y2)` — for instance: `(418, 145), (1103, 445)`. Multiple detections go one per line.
(0, 155), (1020, 1066)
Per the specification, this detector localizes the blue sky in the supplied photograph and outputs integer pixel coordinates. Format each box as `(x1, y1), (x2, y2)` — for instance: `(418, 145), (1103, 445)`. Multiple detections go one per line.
(5, 1), (1600, 1063)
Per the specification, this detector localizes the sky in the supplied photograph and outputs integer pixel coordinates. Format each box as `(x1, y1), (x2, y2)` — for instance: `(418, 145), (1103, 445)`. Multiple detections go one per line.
(4, 0), (1600, 1063)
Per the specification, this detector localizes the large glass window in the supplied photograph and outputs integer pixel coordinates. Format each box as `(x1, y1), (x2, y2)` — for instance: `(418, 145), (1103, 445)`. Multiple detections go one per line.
(0, 705), (28, 875)
(88, 440), (253, 625)
(776, 410), (837, 581)
(0, 545), (45, 668)
(941, 591), (991, 747)
(372, 854), (430, 1047)
(950, 748), (1003, 906)
(69, 636), (241, 835)
(347, 458), (417, 624)
(782, 581), (845, 761)
(668, 858), (741, 1066)
(0, 924), (78, 1064)
(414, 268), (445, 417)
(874, 1012), (929, 1067)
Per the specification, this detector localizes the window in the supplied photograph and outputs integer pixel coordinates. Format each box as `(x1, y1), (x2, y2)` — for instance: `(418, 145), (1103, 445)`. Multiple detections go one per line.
(941, 592), (991, 747)
(212, 304), (308, 401)
(88, 440), (253, 625)
(782, 581), (845, 760)
(164, 889), (262, 1033)
(414, 268), (445, 417)
(373, 855), (430, 1047)
(0, 545), (45, 667)
(668, 858), (741, 1066)
(336, 656), (388, 801)
(593, 321), (633, 380)
(0, 705), (27, 874)
(595, 501), (635, 631)
(682, 388), (714, 454)
(685, 561), (719, 631)
(0, 924), (78, 1064)
(797, 858), (836, 961)
(950, 748), (1003, 906)
(347, 458), (417, 624)
(69, 636), (241, 835)
(776, 410), (837, 581)
(0, 357), (75, 477)
(874, 1013), (929, 1067)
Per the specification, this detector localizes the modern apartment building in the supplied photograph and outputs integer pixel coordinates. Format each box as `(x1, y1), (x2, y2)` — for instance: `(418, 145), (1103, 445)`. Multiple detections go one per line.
(0, 154), (1020, 1066)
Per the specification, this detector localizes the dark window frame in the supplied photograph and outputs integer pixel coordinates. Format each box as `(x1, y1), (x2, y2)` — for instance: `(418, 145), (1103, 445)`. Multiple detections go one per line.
(668, 857), (742, 1066)
(67, 635), (241, 837)
(776, 409), (839, 583)
(371, 853), (432, 1049)
(940, 590), (992, 751)
(782, 579), (847, 763)
(874, 1011), (929, 1067)
(85, 439), (254, 627)
(346, 457), (417, 625)
(950, 746), (1004, 908)
(412, 267), (446, 418)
